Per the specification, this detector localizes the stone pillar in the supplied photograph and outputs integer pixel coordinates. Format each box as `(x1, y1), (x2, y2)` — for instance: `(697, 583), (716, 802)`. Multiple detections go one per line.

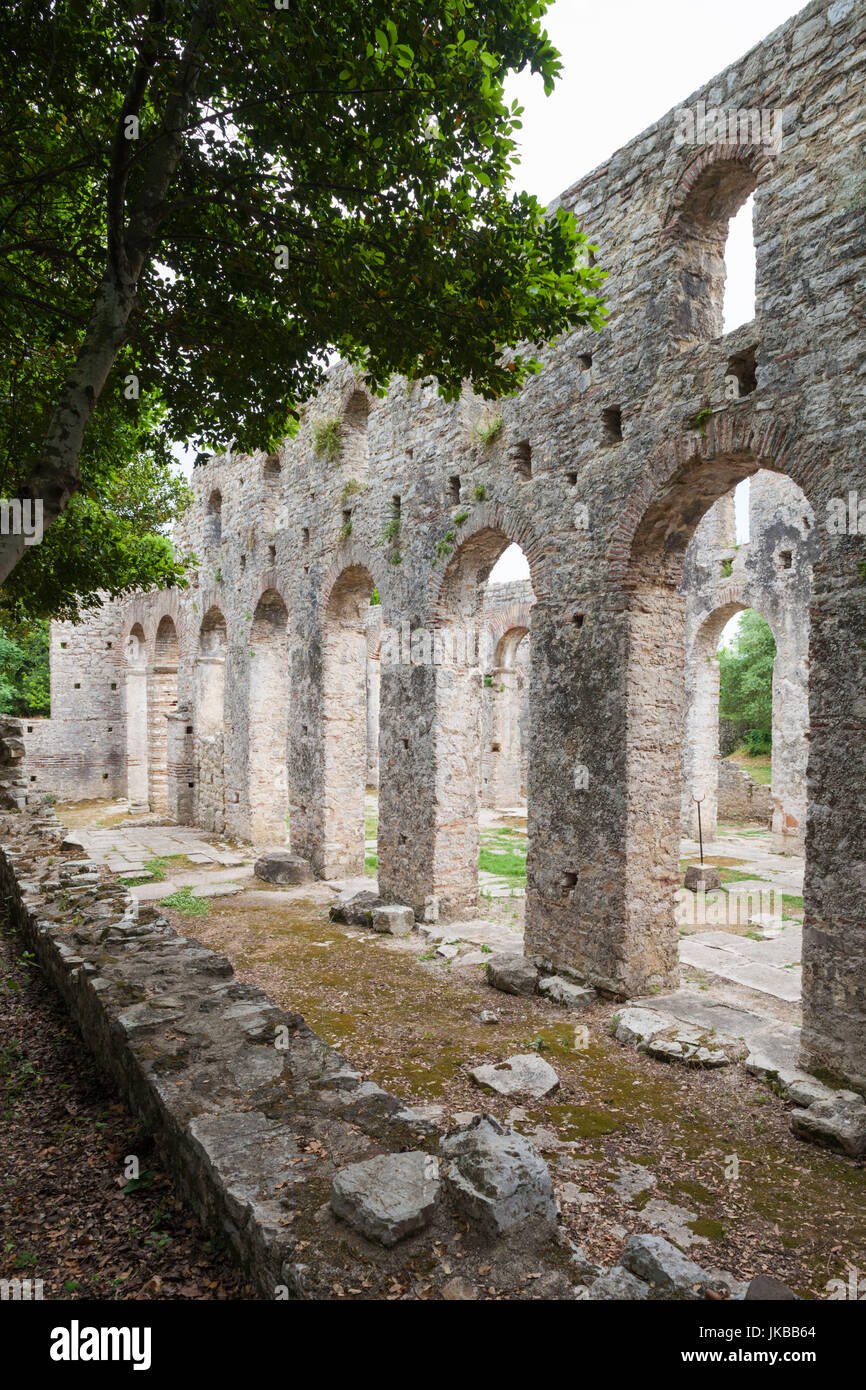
(799, 558), (866, 1092)
(166, 710), (195, 824)
(125, 667), (149, 811)
(377, 648), (436, 919)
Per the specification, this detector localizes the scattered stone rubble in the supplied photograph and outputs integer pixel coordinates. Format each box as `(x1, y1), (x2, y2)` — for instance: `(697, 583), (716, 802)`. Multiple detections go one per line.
(612, 1006), (733, 1069)
(744, 1054), (866, 1159)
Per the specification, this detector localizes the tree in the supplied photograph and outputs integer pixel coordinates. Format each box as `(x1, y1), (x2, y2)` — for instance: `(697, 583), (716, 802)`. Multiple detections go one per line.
(0, 618), (50, 715)
(718, 608), (775, 754)
(0, 0), (606, 585)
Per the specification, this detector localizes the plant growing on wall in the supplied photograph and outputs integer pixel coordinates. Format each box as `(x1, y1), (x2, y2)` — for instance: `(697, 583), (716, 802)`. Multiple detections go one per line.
(473, 415), (503, 446)
(474, 485), (488, 502)
(314, 419), (343, 462)
(341, 478), (367, 502)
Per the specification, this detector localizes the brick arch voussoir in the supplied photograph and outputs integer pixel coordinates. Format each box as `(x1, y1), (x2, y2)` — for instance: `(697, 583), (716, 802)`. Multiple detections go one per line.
(429, 500), (548, 626)
(319, 541), (387, 623)
(605, 412), (827, 587)
(661, 143), (775, 238)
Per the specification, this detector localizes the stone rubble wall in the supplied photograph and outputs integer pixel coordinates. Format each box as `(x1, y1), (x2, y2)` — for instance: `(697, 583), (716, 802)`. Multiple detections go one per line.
(0, 807), (582, 1299)
(717, 758), (774, 825)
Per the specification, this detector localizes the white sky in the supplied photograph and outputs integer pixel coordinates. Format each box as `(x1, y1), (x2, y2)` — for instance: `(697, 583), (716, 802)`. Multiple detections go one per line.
(489, 0), (802, 584)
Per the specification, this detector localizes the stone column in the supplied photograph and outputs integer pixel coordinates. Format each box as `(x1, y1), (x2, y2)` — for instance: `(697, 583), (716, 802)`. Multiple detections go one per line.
(125, 667), (149, 812)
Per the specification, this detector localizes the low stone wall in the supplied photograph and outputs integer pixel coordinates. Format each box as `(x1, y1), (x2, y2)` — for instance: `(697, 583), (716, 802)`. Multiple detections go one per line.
(0, 807), (579, 1300)
(717, 759), (772, 826)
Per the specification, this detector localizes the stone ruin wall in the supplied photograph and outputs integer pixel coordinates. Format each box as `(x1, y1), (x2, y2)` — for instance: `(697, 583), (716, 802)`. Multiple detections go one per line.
(12, 0), (866, 1088)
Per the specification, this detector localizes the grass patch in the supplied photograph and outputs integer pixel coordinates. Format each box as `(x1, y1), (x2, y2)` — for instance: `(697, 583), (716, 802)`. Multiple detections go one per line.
(478, 844), (526, 884)
(159, 887), (210, 917)
(364, 854), (378, 877)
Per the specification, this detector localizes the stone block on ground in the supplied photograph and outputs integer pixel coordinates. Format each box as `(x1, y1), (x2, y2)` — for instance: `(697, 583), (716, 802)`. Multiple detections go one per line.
(439, 1115), (557, 1238)
(330, 1151), (440, 1247)
(745, 1274), (799, 1300)
(538, 975), (595, 1009)
(371, 904), (415, 936)
(470, 1053), (560, 1100)
(329, 891), (383, 926)
(584, 1267), (650, 1300)
(253, 849), (313, 886)
(790, 1094), (866, 1158)
(684, 865), (722, 892)
(485, 953), (539, 996)
(620, 1234), (711, 1299)
(613, 1007), (673, 1048)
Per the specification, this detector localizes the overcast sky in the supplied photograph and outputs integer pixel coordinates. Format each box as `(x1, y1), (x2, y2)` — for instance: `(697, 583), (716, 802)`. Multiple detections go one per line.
(490, 0), (804, 583)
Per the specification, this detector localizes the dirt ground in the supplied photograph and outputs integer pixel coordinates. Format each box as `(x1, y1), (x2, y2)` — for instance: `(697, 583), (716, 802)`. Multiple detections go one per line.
(0, 910), (254, 1302)
(172, 886), (866, 1300)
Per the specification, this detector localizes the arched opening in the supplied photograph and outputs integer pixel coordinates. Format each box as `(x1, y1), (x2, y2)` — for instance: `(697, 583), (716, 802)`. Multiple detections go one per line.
(322, 565), (375, 878)
(669, 158), (758, 345)
(481, 626), (530, 810)
(622, 448), (815, 996)
(205, 489), (222, 545)
(722, 193), (756, 333)
(341, 387), (370, 477)
(197, 608), (227, 736)
(248, 590), (289, 845)
(433, 529), (536, 915)
(124, 623), (148, 811)
(148, 616), (179, 814)
(196, 608), (227, 831)
(262, 456), (284, 537)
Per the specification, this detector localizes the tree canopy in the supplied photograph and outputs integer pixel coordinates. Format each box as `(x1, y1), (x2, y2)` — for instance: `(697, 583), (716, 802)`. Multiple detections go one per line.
(0, 0), (606, 588)
(718, 608), (776, 754)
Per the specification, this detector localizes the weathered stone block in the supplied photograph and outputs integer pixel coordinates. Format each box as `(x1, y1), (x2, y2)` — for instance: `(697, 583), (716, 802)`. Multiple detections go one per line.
(439, 1116), (556, 1238)
(330, 1151), (440, 1246)
(469, 1052), (560, 1100)
(371, 904), (414, 936)
(485, 953), (539, 996)
(253, 849), (313, 885)
(538, 975), (595, 1009)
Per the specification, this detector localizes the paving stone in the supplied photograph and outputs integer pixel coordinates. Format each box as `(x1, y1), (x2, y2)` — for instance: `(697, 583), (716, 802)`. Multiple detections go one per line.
(469, 1053), (560, 1100)
(330, 1152), (440, 1247)
(613, 1007), (673, 1047)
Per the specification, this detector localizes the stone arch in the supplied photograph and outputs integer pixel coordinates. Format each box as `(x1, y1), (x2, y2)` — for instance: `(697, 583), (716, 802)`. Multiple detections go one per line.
(196, 607), (227, 737)
(340, 383), (372, 477)
(430, 518), (539, 914)
(661, 147), (773, 345)
(320, 563), (377, 878)
(600, 424), (852, 1070)
(248, 589), (289, 845)
(482, 621), (531, 810)
(606, 413), (830, 587)
(148, 616), (179, 813)
(205, 489), (222, 545)
(124, 622), (149, 810)
(429, 502), (548, 624)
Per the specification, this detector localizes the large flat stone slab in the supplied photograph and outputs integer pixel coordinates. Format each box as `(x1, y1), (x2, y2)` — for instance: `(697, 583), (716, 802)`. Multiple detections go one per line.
(470, 1053), (560, 1099)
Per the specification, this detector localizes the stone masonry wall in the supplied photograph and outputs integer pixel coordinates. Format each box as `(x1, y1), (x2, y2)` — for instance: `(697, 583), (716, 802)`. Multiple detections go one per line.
(20, 0), (866, 1088)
